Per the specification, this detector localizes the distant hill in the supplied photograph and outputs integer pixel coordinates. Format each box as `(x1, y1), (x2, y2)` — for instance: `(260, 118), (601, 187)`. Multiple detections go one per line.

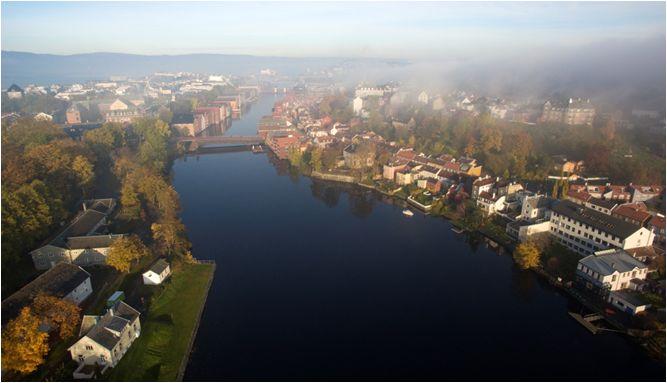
(1, 51), (404, 86)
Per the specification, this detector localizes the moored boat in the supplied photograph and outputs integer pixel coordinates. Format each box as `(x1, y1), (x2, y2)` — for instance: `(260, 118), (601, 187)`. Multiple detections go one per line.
(402, 209), (414, 217)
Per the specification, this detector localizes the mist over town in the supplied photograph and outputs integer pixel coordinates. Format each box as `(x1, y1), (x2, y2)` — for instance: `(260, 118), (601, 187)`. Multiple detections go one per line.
(1, 1), (666, 382)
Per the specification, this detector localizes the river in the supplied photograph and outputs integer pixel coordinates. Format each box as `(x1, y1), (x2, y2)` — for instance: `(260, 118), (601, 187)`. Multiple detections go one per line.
(175, 95), (664, 380)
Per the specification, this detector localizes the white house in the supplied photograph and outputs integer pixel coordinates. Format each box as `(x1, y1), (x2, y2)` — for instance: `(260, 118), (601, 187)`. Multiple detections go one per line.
(69, 301), (141, 378)
(577, 249), (649, 292)
(417, 91), (429, 104)
(1, 263), (92, 326)
(353, 96), (364, 116)
(607, 290), (650, 315)
(30, 199), (119, 270)
(476, 192), (506, 215)
(549, 200), (655, 256)
(142, 259), (171, 285)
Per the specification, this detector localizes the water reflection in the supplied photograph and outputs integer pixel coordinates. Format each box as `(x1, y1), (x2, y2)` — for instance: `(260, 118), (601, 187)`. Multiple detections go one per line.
(309, 181), (342, 208)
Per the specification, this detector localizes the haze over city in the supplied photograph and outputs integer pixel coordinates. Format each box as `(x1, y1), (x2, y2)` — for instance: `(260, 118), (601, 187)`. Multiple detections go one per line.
(1, 1), (666, 382)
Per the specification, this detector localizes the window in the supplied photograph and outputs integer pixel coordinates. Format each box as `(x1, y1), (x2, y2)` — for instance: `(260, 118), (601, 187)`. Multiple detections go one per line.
(86, 345), (93, 351)
(612, 275), (617, 282)
(78, 355), (84, 362)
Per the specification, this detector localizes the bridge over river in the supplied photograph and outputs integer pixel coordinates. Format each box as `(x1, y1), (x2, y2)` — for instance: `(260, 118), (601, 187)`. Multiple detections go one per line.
(174, 135), (263, 146)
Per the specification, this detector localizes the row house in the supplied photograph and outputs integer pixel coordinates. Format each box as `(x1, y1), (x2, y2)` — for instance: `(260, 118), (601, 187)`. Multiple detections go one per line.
(549, 200), (655, 256)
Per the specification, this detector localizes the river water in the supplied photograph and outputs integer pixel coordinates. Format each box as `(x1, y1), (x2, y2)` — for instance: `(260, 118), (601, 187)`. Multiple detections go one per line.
(176, 95), (664, 380)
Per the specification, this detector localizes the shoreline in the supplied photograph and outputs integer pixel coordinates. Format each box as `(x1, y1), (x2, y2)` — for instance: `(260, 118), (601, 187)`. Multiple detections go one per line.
(307, 169), (663, 360)
(176, 260), (217, 381)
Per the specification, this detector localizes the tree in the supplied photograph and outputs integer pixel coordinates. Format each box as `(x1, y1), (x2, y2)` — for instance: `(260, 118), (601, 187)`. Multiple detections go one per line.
(1, 307), (50, 374)
(107, 235), (150, 272)
(71, 155), (95, 194)
(151, 219), (191, 257)
(287, 146), (302, 168)
(513, 242), (541, 270)
(31, 293), (81, 339)
(309, 147), (323, 172)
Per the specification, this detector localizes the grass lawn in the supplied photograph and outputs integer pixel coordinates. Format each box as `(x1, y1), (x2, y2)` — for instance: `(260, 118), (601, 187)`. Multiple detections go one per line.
(106, 262), (215, 381)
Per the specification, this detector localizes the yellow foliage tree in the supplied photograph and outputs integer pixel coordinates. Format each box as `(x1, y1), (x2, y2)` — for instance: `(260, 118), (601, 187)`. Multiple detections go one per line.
(1, 307), (50, 374)
(513, 242), (541, 270)
(107, 235), (150, 272)
(31, 293), (81, 339)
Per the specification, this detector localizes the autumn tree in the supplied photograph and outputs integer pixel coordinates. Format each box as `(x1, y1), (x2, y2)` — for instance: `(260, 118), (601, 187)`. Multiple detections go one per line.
(1, 307), (50, 374)
(287, 146), (302, 168)
(107, 235), (150, 272)
(513, 242), (541, 270)
(152, 219), (191, 257)
(309, 147), (323, 172)
(72, 155), (95, 195)
(31, 293), (81, 339)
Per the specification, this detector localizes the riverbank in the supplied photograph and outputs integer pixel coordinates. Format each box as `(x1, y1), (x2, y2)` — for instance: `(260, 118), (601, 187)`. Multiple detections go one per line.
(106, 262), (215, 381)
(301, 168), (665, 360)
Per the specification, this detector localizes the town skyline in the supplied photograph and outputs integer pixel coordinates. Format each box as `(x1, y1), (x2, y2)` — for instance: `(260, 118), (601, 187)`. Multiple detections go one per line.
(2, 2), (665, 59)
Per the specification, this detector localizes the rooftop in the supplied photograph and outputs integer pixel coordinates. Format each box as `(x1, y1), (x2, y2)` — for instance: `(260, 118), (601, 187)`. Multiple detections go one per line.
(2, 263), (90, 325)
(552, 200), (643, 239)
(580, 249), (647, 276)
(147, 259), (170, 275)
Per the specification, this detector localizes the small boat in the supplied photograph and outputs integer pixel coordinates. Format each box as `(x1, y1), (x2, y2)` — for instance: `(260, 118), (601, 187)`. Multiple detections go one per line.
(402, 209), (414, 217)
(251, 145), (264, 154)
(451, 227), (465, 234)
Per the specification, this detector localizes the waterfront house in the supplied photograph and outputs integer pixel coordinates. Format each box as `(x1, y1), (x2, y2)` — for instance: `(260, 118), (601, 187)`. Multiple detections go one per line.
(395, 166), (415, 186)
(30, 199), (120, 270)
(577, 249), (649, 293)
(383, 160), (408, 181)
(69, 301), (141, 378)
(1, 263), (92, 326)
(471, 177), (494, 199)
(142, 259), (171, 285)
(476, 192), (506, 215)
(549, 200), (655, 256)
(607, 290), (650, 315)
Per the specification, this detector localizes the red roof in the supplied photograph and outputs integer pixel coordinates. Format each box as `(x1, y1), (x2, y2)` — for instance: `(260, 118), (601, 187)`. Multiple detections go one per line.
(649, 215), (665, 229)
(567, 189), (591, 202)
(612, 205), (652, 224)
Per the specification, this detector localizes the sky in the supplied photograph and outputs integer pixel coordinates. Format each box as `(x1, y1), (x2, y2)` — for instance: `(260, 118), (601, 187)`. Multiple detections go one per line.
(1, 1), (665, 59)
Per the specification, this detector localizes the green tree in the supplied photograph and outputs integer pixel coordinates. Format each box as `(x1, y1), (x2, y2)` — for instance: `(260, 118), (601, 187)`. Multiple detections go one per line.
(287, 146), (302, 168)
(310, 147), (323, 172)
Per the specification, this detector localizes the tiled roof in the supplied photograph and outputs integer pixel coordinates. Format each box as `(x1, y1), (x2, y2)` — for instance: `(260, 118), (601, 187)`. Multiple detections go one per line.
(1, 264), (90, 325)
(587, 197), (618, 210)
(552, 200), (643, 239)
(67, 234), (123, 250)
(612, 205), (652, 223)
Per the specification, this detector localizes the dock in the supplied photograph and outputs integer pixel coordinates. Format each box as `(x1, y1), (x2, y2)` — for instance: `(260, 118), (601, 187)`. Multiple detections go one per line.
(569, 312), (604, 334)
